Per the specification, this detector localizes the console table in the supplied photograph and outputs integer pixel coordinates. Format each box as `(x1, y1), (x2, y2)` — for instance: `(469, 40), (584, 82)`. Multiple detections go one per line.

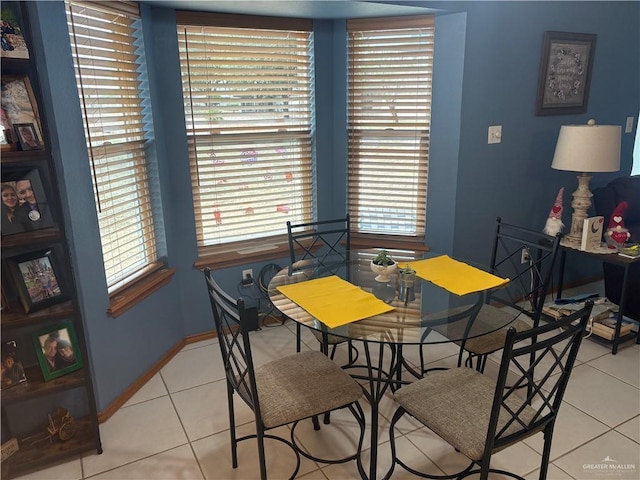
(557, 245), (640, 354)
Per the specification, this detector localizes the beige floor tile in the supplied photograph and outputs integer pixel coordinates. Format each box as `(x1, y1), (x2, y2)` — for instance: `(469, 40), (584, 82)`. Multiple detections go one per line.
(191, 423), (320, 479)
(553, 430), (640, 480)
(172, 379), (254, 442)
(88, 444), (203, 480)
(160, 343), (225, 393)
(616, 415), (640, 443)
(587, 344), (640, 387)
(123, 373), (167, 407)
(81, 396), (188, 477)
(525, 463), (574, 480)
(523, 402), (609, 461)
(562, 364), (640, 427)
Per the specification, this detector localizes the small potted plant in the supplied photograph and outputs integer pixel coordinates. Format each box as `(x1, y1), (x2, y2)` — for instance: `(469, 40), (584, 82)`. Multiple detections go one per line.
(370, 250), (397, 282)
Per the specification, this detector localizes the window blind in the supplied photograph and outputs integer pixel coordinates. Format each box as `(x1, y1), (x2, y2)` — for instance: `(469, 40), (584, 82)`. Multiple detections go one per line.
(176, 13), (314, 249)
(66, 0), (158, 290)
(347, 16), (434, 241)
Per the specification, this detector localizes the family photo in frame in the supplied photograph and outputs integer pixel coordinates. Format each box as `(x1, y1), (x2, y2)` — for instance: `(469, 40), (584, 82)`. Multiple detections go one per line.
(1, 5), (30, 60)
(14, 122), (42, 150)
(1, 167), (55, 236)
(1, 340), (27, 390)
(535, 31), (597, 115)
(33, 323), (82, 381)
(6, 247), (68, 313)
(1, 74), (43, 150)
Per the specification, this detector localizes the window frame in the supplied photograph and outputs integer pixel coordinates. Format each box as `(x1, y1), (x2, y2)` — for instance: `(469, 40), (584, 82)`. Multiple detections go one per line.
(346, 15), (434, 248)
(66, 0), (170, 315)
(176, 12), (315, 266)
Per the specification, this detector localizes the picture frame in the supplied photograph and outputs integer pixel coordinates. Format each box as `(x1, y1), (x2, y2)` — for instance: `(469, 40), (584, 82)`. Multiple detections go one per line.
(1, 340), (27, 389)
(6, 246), (68, 314)
(1, 167), (56, 236)
(535, 31), (597, 116)
(33, 322), (83, 381)
(13, 122), (42, 150)
(1, 74), (42, 144)
(1, 5), (30, 60)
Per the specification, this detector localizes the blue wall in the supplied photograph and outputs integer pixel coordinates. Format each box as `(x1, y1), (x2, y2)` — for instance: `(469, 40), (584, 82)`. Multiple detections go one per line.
(27, 1), (639, 411)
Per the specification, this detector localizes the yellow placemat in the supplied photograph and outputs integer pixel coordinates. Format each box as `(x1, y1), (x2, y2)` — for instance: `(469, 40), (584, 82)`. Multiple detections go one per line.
(277, 276), (394, 328)
(409, 255), (509, 296)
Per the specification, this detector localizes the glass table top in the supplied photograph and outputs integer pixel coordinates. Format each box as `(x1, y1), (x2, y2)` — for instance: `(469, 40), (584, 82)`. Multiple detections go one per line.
(268, 249), (519, 345)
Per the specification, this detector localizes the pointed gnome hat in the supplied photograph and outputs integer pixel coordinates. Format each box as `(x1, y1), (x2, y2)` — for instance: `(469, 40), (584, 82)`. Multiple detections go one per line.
(548, 187), (564, 219)
(608, 201), (628, 230)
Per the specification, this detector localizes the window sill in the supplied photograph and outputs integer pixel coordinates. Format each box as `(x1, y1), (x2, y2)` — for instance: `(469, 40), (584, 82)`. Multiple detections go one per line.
(193, 237), (291, 270)
(193, 234), (429, 270)
(108, 267), (177, 318)
(351, 233), (430, 252)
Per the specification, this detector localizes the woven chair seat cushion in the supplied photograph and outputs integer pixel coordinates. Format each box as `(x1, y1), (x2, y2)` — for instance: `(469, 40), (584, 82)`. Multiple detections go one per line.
(394, 368), (537, 461)
(255, 350), (362, 428)
(434, 305), (532, 356)
(310, 329), (349, 345)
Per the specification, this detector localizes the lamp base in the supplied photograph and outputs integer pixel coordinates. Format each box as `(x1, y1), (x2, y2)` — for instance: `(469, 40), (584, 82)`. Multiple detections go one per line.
(562, 173), (593, 248)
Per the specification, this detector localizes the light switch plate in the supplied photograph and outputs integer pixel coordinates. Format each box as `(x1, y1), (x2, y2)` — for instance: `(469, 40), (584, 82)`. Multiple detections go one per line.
(488, 125), (502, 144)
(625, 117), (634, 133)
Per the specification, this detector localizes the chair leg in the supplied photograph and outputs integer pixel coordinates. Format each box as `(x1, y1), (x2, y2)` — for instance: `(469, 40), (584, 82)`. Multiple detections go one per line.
(256, 426), (268, 480)
(539, 423), (555, 480)
(227, 386), (238, 468)
(296, 323), (302, 352)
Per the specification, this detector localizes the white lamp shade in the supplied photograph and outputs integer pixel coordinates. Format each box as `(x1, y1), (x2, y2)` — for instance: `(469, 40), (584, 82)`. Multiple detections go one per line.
(551, 122), (621, 173)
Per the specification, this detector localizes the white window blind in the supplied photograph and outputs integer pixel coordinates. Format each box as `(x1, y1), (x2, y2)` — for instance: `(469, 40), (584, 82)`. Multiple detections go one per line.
(347, 16), (434, 241)
(176, 13), (314, 250)
(66, 0), (158, 291)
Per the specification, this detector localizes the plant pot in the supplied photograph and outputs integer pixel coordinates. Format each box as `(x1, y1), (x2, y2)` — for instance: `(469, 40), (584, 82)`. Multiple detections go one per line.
(370, 260), (397, 282)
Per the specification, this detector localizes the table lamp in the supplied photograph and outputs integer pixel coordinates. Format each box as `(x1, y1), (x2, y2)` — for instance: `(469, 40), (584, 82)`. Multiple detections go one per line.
(551, 119), (621, 248)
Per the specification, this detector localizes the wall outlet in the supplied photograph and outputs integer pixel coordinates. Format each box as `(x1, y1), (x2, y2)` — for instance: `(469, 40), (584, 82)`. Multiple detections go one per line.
(521, 247), (531, 264)
(625, 116), (634, 133)
(242, 269), (254, 286)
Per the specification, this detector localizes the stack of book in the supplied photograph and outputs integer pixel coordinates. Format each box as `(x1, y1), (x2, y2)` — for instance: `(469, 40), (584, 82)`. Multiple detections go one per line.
(542, 298), (635, 341)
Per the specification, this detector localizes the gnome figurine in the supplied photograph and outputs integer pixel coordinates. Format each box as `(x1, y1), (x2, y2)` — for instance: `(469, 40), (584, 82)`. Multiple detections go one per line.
(605, 201), (631, 250)
(543, 187), (565, 236)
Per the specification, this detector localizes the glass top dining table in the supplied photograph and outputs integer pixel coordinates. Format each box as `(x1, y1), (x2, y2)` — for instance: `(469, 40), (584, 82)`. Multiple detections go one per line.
(267, 248), (519, 480)
(267, 249), (516, 347)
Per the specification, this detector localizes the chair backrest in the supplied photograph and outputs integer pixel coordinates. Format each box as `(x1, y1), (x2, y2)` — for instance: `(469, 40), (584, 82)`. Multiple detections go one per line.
(484, 301), (592, 457)
(286, 215), (351, 276)
(204, 268), (261, 412)
(488, 217), (562, 321)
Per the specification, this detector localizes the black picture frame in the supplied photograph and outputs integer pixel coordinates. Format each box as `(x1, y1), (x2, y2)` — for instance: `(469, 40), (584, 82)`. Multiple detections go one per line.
(1, 4), (30, 60)
(13, 122), (42, 150)
(535, 31), (597, 116)
(1, 340), (27, 389)
(1, 166), (55, 236)
(6, 246), (68, 314)
(32, 322), (83, 381)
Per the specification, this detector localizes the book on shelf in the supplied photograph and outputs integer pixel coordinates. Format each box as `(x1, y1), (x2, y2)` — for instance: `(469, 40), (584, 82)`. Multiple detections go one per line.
(618, 243), (640, 259)
(580, 216), (604, 252)
(591, 316), (634, 341)
(1, 437), (19, 462)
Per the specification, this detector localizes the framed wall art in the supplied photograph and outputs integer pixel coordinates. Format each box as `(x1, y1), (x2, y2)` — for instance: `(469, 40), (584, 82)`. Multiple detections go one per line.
(13, 122), (42, 150)
(1, 5), (30, 59)
(6, 246), (69, 313)
(535, 31), (597, 116)
(0, 74), (42, 145)
(1, 340), (27, 389)
(1, 166), (55, 235)
(33, 322), (83, 381)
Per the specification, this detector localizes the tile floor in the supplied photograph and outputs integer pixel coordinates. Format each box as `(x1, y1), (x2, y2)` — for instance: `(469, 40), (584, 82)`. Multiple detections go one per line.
(16, 282), (640, 480)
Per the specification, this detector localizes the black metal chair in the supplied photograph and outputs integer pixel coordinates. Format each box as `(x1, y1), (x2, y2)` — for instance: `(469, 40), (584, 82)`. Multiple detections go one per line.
(386, 301), (593, 480)
(449, 217), (563, 372)
(204, 268), (366, 480)
(286, 215), (359, 364)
